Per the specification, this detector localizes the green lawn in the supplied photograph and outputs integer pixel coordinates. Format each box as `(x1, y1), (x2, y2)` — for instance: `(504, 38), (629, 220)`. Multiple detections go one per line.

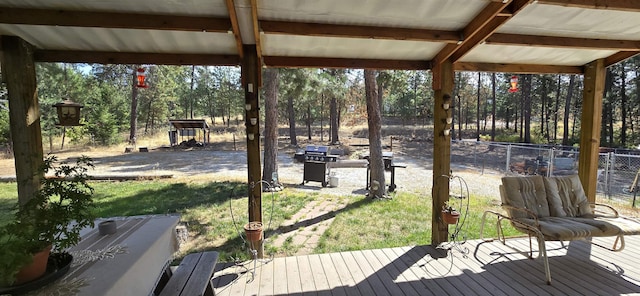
(0, 180), (517, 262)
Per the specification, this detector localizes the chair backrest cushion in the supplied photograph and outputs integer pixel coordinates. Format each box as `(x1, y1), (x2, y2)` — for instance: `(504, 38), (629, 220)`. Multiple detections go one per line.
(546, 175), (593, 217)
(501, 176), (550, 218)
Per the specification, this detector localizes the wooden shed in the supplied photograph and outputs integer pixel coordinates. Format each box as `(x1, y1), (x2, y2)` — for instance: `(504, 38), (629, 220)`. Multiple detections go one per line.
(168, 119), (210, 147)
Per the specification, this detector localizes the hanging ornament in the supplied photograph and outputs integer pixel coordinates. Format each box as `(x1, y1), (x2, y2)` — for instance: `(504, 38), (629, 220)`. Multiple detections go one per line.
(509, 75), (518, 93)
(136, 67), (148, 88)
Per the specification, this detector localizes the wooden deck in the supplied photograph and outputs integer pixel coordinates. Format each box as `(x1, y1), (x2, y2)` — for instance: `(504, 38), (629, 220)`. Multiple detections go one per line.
(212, 235), (640, 295)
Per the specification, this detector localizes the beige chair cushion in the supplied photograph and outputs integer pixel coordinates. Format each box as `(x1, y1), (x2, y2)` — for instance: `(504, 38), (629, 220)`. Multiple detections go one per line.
(543, 177), (567, 217)
(596, 217), (640, 235)
(516, 217), (610, 240)
(547, 175), (593, 217)
(501, 176), (550, 218)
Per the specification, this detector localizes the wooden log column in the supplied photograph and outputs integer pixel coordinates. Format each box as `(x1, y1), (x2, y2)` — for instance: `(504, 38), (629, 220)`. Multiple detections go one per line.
(242, 45), (264, 257)
(0, 36), (44, 207)
(431, 60), (454, 245)
(578, 59), (605, 203)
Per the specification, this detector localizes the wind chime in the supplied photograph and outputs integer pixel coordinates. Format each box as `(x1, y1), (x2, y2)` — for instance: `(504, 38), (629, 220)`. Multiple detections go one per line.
(509, 75), (519, 93)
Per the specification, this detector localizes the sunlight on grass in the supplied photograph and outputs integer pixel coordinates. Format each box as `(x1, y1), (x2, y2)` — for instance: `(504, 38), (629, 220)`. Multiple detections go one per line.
(315, 191), (521, 254)
(5, 178), (640, 263)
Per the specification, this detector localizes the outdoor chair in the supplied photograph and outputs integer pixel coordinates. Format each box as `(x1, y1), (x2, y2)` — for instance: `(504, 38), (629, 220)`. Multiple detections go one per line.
(480, 174), (640, 284)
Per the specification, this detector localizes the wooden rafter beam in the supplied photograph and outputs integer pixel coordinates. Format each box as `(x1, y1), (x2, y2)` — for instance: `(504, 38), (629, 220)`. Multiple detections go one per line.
(449, 0), (533, 63)
(454, 62), (583, 74)
(486, 33), (640, 50)
(604, 51), (640, 67)
(260, 20), (460, 43)
(536, 0), (640, 12)
(250, 0), (262, 62)
(0, 7), (231, 32)
(34, 50), (240, 66)
(225, 0), (244, 58)
(263, 56), (431, 70)
(433, 1), (513, 65)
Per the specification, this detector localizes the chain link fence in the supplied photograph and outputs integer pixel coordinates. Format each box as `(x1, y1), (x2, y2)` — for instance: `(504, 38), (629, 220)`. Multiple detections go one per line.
(451, 141), (640, 206)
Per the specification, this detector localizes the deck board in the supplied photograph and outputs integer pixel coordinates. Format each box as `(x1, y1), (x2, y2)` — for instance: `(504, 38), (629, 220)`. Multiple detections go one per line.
(295, 255), (317, 296)
(307, 254), (332, 296)
(318, 251), (349, 296)
(212, 236), (640, 295)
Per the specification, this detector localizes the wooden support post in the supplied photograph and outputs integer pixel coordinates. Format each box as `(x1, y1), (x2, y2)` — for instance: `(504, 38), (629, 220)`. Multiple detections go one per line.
(431, 60), (454, 245)
(0, 36), (44, 207)
(578, 59), (605, 203)
(242, 44), (263, 258)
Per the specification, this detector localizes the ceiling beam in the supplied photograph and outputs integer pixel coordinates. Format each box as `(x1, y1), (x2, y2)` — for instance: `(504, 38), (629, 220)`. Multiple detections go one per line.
(260, 20), (460, 43)
(250, 0), (262, 62)
(454, 62), (583, 74)
(448, 0), (533, 63)
(250, 0), (263, 84)
(433, 1), (513, 65)
(604, 51), (640, 67)
(34, 50), (240, 66)
(225, 0), (244, 58)
(536, 0), (640, 12)
(263, 56), (431, 70)
(0, 7), (231, 32)
(486, 33), (640, 50)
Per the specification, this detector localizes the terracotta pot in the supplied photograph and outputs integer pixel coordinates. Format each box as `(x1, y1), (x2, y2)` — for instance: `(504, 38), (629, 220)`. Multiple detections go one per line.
(14, 245), (52, 285)
(244, 221), (263, 242)
(442, 210), (460, 225)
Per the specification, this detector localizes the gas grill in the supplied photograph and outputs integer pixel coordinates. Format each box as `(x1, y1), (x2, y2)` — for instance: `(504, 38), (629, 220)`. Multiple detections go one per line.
(302, 145), (338, 187)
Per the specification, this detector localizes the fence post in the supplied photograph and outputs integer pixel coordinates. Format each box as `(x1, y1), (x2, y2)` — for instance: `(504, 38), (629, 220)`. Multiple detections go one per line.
(506, 144), (511, 173)
(548, 148), (554, 177)
(474, 141), (478, 168)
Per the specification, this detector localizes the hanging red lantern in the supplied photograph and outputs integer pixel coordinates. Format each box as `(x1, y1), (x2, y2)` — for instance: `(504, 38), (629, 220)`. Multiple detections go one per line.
(509, 75), (518, 93)
(136, 67), (148, 88)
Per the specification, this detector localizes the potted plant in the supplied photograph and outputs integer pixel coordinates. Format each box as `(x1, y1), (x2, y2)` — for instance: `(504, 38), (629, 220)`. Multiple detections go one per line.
(442, 202), (460, 225)
(0, 155), (95, 287)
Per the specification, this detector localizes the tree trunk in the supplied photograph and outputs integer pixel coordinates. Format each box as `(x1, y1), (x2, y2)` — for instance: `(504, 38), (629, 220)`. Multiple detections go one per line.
(262, 68), (279, 185)
(541, 76), (547, 139)
(491, 73), (496, 142)
(453, 72), (461, 140)
(602, 68), (614, 146)
(330, 97), (339, 144)
(320, 94), (324, 142)
(306, 105), (312, 140)
(190, 65), (195, 119)
(553, 75), (561, 142)
(562, 75), (575, 146)
(287, 96), (298, 146)
(365, 69), (386, 198)
(620, 63), (628, 146)
(129, 65), (139, 146)
(522, 74), (532, 143)
(476, 72), (481, 141)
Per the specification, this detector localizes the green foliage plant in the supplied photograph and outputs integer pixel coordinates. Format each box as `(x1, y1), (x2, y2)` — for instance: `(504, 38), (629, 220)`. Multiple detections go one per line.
(0, 155), (95, 286)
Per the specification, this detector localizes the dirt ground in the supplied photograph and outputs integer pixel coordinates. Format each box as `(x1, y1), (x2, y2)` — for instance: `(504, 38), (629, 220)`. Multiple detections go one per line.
(0, 132), (501, 199)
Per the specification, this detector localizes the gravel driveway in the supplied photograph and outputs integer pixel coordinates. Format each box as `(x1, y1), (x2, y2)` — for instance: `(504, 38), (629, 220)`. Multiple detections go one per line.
(1, 148), (500, 199)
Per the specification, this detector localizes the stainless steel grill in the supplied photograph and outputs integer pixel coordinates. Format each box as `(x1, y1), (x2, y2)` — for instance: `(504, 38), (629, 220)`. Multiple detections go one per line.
(302, 145), (338, 187)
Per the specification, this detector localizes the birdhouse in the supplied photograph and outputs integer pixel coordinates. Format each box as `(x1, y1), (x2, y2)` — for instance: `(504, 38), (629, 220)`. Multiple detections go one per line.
(54, 99), (84, 126)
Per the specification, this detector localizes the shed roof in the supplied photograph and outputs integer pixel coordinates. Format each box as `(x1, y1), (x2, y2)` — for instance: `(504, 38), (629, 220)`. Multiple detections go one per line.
(0, 0), (638, 72)
(169, 119), (210, 130)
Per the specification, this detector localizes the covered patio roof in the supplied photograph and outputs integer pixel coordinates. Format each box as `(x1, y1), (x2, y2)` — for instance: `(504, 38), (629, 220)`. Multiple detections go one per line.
(0, 0), (638, 72)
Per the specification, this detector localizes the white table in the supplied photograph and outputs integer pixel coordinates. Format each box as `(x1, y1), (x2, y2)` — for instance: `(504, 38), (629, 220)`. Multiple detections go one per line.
(31, 215), (180, 296)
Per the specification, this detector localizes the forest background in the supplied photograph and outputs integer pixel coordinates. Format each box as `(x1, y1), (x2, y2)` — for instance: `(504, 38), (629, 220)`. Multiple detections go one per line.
(0, 57), (639, 152)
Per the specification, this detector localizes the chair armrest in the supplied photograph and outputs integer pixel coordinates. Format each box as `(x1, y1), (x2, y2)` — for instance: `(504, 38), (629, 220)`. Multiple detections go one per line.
(592, 203), (619, 218)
